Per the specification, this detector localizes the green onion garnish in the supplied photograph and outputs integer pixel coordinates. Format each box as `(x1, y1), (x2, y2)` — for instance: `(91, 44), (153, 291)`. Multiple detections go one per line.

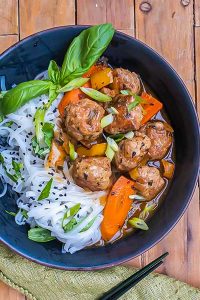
(107, 137), (119, 152)
(58, 77), (89, 92)
(38, 178), (53, 201)
(105, 144), (115, 161)
(69, 141), (77, 161)
(101, 114), (113, 128)
(128, 217), (149, 230)
(106, 106), (119, 114)
(124, 131), (134, 139)
(80, 87), (112, 102)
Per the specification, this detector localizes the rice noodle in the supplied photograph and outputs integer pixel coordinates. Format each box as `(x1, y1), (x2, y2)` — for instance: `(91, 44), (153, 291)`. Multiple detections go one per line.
(0, 87), (105, 253)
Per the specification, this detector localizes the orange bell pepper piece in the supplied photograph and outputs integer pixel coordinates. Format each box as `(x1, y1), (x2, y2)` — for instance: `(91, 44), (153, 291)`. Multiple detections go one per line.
(141, 92), (163, 125)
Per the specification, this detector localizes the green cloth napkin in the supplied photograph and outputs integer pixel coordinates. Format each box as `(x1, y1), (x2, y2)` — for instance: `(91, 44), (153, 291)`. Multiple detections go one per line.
(0, 243), (199, 300)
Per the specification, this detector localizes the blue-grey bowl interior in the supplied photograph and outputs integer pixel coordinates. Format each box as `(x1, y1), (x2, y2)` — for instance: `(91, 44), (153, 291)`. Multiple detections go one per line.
(0, 26), (199, 270)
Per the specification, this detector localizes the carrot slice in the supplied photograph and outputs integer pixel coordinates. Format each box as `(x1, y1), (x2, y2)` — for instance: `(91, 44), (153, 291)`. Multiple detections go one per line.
(58, 81), (91, 117)
(141, 92), (163, 125)
(101, 176), (135, 241)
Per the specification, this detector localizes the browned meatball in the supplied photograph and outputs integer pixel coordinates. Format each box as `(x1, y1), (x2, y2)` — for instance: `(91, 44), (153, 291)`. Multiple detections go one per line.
(72, 157), (112, 191)
(65, 98), (105, 144)
(112, 68), (140, 94)
(140, 121), (173, 160)
(134, 166), (165, 200)
(104, 95), (144, 134)
(100, 87), (117, 98)
(115, 134), (151, 171)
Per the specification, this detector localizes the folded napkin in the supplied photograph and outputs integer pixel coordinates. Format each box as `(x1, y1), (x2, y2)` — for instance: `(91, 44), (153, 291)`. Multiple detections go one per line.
(0, 243), (199, 300)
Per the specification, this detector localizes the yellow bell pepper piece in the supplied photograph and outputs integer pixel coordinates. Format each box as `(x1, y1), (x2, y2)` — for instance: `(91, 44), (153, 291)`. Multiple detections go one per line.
(77, 143), (107, 157)
(129, 168), (139, 180)
(91, 68), (113, 90)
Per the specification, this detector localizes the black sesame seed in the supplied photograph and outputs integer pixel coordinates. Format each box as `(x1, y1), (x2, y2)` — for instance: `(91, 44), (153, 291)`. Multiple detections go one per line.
(67, 180), (70, 185)
(132, 151), (136, 158)
(59, 194), (63, 197)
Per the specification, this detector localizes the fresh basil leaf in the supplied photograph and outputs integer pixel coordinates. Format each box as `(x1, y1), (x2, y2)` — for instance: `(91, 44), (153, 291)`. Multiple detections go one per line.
(46, 82), (59, 108)
(0, 114), (4, 122)
(38, 178), (53, 201)
(48, 60), (60, 84)
(80, 217), (96, 232)
(0, 80), (50, 116)
(58, 77), (89, 93)
(28, 227), (55, 242)
(62, 203), (81, 232)
(63, 218), (77, 232)
(5, 210), (17, 217)
(60, 24), (115, 83)
(42, 122), (54, 148)
(80, 87), (112, 102)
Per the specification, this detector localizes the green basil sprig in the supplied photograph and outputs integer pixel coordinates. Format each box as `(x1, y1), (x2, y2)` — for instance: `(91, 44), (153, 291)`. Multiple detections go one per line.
(0, 80), (50, 115)
(60, 23), (115, 84)
(48, 60), (60, 84)
(28, 227), (55, 242)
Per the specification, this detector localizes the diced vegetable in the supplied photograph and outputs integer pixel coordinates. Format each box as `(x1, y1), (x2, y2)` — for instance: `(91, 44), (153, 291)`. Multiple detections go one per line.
(5, 210), (17, 217)
(105, 144), (115, 161)
(91, 68), (113, 90)
(140, 92), (163, 125)
(62, 203), (81, 232)
(58, 77), (89, 93)
(128, 217), (149, 230)
(69, 141), (77, 161)
(46, 140), (66, 168)
(28, 227), (55, 242)
(129, 167), (139, 180)
(101, 176), (134, 241)
(101, 114), (113, 128)
(80, 217), (96, 232)
(106, 106), (119, 114)
(106, 137), (119, 152)
(80, 87), (112, 102)
(127, 94), (146, 112)
(38, 178), (53, 201)
(162, 159), (175, 179)
(42, 122), (54, 148)
(82, 64), (106, 78)
(58, 81), (91, 117)
(124, 131), (134, 139)
(77, 143), (107, 157)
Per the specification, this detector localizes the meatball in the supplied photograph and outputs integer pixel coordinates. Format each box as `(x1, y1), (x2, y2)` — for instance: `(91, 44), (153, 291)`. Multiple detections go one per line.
(140, 121), (173, 159)
(65, 98), (105, 144)
(100, 87), (117, 98)
(134, 166), (165, 200)
(115, 134), (151, 171)
(112, 68), (140, 94)
(72, 157), (112, 191)
(104, 95), (144, 134)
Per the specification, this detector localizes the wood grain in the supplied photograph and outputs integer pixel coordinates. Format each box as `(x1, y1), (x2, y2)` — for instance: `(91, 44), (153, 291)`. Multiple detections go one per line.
(19, 0), (75, 38)
(0, 281), (25, 300)
(195, 0), (200, 26)
(195, 27), (200, 116)
(0, 35), (18, 54)
(0, 0), (18, 34)
(135, 0), (200, 287)
(77, 0), (134, 30)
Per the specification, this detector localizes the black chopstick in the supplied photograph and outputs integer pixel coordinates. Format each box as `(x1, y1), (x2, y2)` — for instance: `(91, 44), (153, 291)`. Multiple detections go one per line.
(98, 252), (168, 300)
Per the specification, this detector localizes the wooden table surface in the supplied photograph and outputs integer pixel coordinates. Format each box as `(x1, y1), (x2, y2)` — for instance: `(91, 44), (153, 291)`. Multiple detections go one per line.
(0, 0), (199, 299)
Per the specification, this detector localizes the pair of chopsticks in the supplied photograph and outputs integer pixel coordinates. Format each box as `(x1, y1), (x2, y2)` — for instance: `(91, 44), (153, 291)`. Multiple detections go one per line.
(99, 252), (168, 300)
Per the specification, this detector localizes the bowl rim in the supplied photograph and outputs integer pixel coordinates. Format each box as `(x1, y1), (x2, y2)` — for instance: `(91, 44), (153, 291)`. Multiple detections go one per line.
(0, 25), (199, 271)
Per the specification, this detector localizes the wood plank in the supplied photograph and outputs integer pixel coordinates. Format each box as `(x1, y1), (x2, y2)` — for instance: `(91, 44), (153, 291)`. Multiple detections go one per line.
(77, 0), (134, 30)
(195, 27), (200, 117)
(0, 281), (25, 300)
(77, 0), (140, 269)
(195, 0), (200, 26)
(0, 0), (18, 34)
(0, 35), (18, 54)
(19, 0), (75, 38)
(135, 0), (200, 287)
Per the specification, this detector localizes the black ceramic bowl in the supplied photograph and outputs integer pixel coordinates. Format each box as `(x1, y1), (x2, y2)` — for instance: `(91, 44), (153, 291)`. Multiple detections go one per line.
(0, 26), (199, 270)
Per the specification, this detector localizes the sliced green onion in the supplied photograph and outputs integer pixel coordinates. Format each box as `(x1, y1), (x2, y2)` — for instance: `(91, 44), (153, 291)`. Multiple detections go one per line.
(80, 217), (96, 232)
(63, 218), (77, 232)
(124, 131), (134, 139)
(58, 77), (89, 92)
(120, 90), (131, 95)
(109, 133), (125, 143)
(106, 106), (119, 114)
(128, 95), (147, 112)
(4, 121), (14, 127)
(139, 203), (157, 220)
(107, 137), (119, 152)
(5, 210), (17, 217)
(69, 141), (77, 161)
(129, 194), (146, 201)
(128, 217), (149, 230)
(105, 144), (115, 161)
(101, 114), (113, 128)
(80, 87), (112, 102)
(62, 203), (81, 232)
(38, 178), (53, 201)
